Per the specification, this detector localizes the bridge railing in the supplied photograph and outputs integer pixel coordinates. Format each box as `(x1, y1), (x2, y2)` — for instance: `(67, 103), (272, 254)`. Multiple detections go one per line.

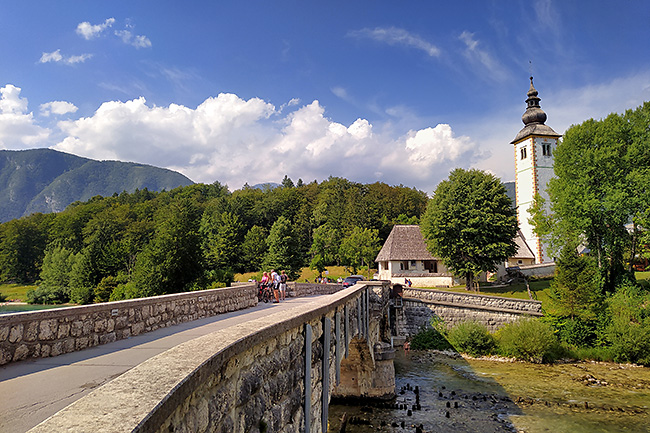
(28, 282), (389, 433)
(0, 285), (258, 365)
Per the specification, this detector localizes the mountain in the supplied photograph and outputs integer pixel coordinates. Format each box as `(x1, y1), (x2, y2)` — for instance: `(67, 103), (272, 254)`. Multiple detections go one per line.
(503, 181), (516, 205)
(0, 149), (194, 222)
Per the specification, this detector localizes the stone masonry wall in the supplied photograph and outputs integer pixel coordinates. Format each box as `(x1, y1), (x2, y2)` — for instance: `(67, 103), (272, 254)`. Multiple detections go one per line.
(288, 282), (344, 297)
(0, 285), (258, 365)
(402, 288), (542, 314)
(28, 284), (374, 433)
(396, 288), (543, 335)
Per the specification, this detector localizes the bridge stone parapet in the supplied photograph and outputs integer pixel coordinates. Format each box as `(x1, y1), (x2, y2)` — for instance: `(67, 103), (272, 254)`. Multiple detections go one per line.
(28, 281), (394, 433)
(394, 288), (543, 335)
(0, 285), (258, 365)
(287, 282), (344, 297)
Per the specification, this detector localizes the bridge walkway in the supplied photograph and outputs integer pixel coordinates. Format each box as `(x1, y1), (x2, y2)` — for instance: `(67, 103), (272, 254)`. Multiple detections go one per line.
(0, 296), (327, 433)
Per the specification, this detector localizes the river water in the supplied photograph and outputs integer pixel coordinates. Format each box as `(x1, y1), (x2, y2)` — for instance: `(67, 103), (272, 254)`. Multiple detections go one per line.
(329, 350), (649, 433)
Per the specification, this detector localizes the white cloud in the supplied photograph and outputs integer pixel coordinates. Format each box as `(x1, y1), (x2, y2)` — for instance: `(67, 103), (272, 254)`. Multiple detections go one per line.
(39, 49), (93, 65)
(115, 30), (152, 48)
(459, 31), (509, 82)
(0, 85), (50, 148)
(39, 101), (78, 117)
(46, 93), (474, 191)
(76, 18), (115, 40)
(348, 27), (440, 57)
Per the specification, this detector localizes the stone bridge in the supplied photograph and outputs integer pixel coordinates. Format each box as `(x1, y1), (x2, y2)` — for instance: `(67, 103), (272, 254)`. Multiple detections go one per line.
(12, 281), (394, 433)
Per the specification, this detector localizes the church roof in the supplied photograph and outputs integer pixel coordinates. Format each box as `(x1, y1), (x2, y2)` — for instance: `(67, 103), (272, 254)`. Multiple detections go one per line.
(376, 224), (534, 262)
(512, 230), (536, 259)
(375, 225), (437, 262)
(511, 77), (560, 144)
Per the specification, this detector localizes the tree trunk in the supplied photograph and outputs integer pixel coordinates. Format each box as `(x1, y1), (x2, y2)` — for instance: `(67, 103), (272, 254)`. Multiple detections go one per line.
(465, 271), (473, 290)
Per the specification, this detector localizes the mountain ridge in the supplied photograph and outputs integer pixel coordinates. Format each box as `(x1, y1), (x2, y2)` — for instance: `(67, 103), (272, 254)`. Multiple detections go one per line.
(0, 148), (194, 222)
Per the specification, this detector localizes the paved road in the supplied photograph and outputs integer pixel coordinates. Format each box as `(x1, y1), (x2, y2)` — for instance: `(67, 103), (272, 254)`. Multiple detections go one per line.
(0, 296), (325, 433)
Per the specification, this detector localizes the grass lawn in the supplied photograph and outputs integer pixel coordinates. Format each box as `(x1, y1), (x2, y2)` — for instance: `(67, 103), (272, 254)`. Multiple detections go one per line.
(0, 303), (72, 314)
(0, 283), (34, 302)
(439, 279), (552, 301)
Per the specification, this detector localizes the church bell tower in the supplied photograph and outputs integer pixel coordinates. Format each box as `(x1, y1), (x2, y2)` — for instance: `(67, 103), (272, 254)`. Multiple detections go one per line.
(512, 77), (560, 264)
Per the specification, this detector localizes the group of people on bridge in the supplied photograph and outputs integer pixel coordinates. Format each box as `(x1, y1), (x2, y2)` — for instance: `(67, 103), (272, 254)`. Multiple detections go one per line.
(259, 269), (288, 303)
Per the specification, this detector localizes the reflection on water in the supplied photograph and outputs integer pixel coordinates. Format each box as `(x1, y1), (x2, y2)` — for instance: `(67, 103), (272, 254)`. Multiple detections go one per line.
(329, 350), (650, 433)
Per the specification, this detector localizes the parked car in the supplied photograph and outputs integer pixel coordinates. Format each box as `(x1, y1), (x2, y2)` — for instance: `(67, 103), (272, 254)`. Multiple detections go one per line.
(342, 275), (365, 288)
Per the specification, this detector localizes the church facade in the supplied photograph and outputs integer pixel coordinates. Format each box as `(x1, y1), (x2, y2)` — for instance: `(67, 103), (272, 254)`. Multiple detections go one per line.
(511, 77), (560, 264)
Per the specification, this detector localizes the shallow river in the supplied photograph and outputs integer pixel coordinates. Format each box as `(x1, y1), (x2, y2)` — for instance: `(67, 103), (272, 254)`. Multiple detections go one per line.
(329, 350), (649, 433)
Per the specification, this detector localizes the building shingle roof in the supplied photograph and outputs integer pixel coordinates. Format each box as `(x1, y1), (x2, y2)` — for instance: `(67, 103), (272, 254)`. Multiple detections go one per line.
(512, 230), (536, 259)
(375, 225), (437, 262)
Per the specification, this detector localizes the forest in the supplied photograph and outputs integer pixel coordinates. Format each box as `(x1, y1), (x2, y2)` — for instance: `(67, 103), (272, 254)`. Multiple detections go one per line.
(0, 176), (427, 304)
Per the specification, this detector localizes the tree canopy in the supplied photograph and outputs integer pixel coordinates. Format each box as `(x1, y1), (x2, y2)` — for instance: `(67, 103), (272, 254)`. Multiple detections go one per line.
(421, 168), (518, 290)
(0, 177), (428, 303)
(537, 101), (650, 292)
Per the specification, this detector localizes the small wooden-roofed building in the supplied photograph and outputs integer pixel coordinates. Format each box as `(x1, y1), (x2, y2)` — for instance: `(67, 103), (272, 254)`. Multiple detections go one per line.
(507, 230), (536, 267)
(375, 225), (456, 287)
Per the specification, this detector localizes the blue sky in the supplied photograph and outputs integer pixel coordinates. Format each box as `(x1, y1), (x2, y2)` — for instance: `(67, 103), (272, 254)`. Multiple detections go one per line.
(1, 1), (649, 193)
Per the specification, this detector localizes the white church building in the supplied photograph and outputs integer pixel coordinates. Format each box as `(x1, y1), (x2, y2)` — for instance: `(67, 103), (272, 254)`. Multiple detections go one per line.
(375, 78), (558, 287)
(511, 77), (560, 264)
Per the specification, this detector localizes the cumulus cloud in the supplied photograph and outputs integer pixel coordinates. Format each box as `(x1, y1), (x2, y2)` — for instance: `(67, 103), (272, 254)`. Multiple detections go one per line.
(76, 18), (115, 40)
(0, 85), (50, 148)
(39, 101), (78, 117)
(459, 31), (509, 82)
(39, 49), (93, 65)
(348, 27), (440, 57)
(47, 93), (475, 190)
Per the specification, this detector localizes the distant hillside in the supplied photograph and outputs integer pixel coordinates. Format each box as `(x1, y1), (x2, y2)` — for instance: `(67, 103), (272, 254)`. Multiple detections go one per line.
(0, 149), (194, 222)
(503, 181), (515, 205)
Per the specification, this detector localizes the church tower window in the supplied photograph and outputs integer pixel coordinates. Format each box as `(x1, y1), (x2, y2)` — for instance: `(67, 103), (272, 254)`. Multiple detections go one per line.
(520, 147), (527, 159)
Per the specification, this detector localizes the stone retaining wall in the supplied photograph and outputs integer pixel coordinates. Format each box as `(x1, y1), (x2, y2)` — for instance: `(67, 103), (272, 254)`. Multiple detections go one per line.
(0, 285), (258, 365)
(28, 285), (376, 433)
(402, 288), (542, 314)
(395, 288), (543, 335)
(288, 282), (344, 297)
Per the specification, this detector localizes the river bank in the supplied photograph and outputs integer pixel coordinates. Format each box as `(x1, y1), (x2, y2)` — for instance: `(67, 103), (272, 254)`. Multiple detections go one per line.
(329, 350), (649, 433)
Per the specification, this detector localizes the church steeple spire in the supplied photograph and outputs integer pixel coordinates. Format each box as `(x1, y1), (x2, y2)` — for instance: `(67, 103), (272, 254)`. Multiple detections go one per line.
(511, 76), (559, 144)
(522, 76), (547, 126)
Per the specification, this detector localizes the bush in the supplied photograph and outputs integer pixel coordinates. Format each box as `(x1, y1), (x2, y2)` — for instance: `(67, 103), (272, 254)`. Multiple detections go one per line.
(497, 318), (558, 363)
(554, 317), (598, 347)
(109, 282), (141, 301)
(94, 274), (128, 303)
(69, 285), (94, 305)
(604, 284), (650, 365)
(26, 286), (68, 304)
(447, 321), (495, 356)
(410, 318), (453, 351)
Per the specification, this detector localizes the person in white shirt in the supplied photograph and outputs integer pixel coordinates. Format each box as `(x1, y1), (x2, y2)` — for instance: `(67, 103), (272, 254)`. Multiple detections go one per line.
(271, 269), (281, 303)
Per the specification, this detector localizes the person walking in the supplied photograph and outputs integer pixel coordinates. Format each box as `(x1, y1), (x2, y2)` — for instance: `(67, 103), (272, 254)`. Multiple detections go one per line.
(271, 269), (281, 303)
(279, 270), (288, 300)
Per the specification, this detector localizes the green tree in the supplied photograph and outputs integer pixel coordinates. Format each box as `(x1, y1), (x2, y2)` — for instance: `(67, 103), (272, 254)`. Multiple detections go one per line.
(550, 244), (601, 320)
(241, 226), (268, 272)
(130, 197), (203, 297)
(262, 216), (301, 279)
(199, 209), (243, 281)
(309, 224), (339, 276)
(421, 168), (518, 290)
(0, 213), (53, 283)
(339, 226), (381, 275)
(35, 246), (75, 303)
(541, 102), (650, 292)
